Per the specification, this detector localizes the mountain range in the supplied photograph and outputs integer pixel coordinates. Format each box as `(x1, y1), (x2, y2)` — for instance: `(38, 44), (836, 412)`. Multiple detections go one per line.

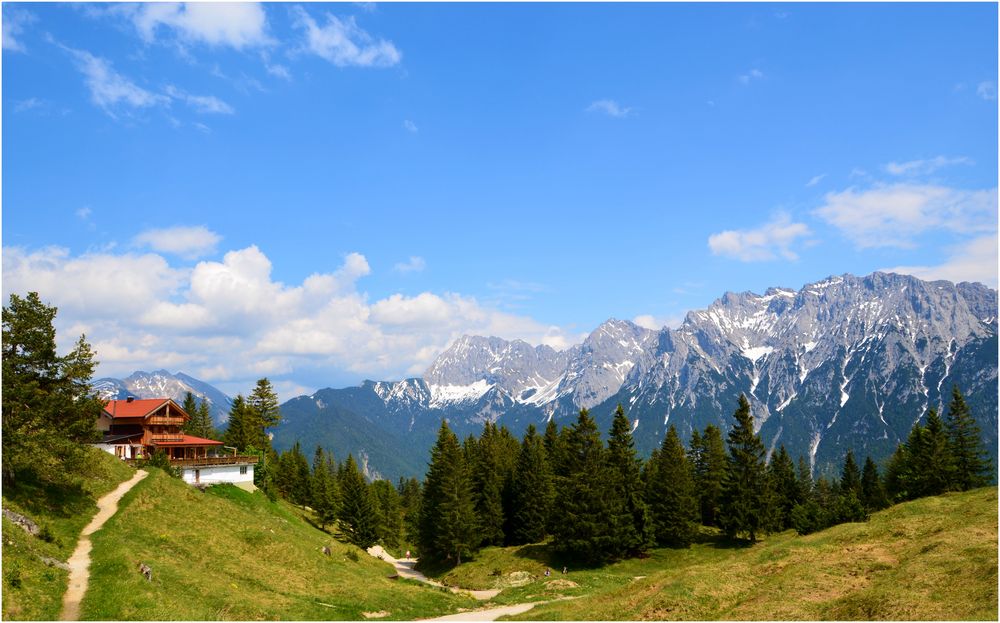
(96, 272), (998, 483)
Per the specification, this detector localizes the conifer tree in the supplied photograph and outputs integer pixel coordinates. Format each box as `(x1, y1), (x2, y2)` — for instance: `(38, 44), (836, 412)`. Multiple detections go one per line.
(606, 405), (653, 557)
(552, 409), (615, 564)
(718, 395), (773, 542)
(398, 477), (422, 548)
(796, 455), (813, 501)
(507, 424), (555, 545)
(886, 424), (923, 501)
(470, 422), (509, 547)
(860, 456), (888, 511)
(944, 386), (990, 491)
(692, 425), (727, 527)
(840, 450), (862, 498)
(418, 421), (478, 565)
(311, 447), (339, 530)
(2, 292), (103, 487)
(182, 392), (199, 433)
(247, 378), (281, 451)
(370, 479), (404, 550)
(920, 409), (955, 496)
(222, 395), (253, 451)
(648, 425), (698, 547)
(338, 454), (379, 549)
(768, 445), (801, 531)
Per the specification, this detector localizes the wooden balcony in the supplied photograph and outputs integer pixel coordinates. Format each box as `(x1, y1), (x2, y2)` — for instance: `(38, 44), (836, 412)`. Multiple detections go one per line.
(150, 435), (185, 443)
(125, 455), (259, 467)
(147, 417), (185, 426)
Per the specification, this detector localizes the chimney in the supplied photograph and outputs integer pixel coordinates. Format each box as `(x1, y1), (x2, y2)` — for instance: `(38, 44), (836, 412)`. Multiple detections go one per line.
(126, 396), (135, 403)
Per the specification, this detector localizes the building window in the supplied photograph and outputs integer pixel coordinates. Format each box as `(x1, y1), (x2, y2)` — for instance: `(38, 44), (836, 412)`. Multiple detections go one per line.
(240, 466), (248, 475)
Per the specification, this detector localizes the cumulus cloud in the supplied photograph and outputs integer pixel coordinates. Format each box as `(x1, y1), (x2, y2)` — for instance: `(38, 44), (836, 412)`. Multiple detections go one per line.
(813, 183), (997, 248)
(2, 243), (578, 398)
(393, 256), (425, 273)
(632, 314), (682, 331)
(403, 119), (418, 133)
(133, 225), (221, 259)
(708, 214), (812, 261)
(127, 2), (271, 49)
(882, 233), (998, 288)
(884, 155), (972, 176)
(586, 99), (633, 118)
(292, 7), (401, 67)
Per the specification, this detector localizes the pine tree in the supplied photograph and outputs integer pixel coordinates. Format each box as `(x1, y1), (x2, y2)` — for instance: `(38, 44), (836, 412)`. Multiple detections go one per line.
(2, 293), (104, 487)
(182, 392), (199, 434)
(398, 477), (422, 549)
(648, 425), (698, 547)
(552, 409), (615, 564)
(469, 422), (509, 547)
(840, 450), (862, 498)
(370, 479), (404, 550)
(337, 454), (379, 549)
(222, 395), (253, 451)
(718, 395), (773, 542)
(920, 409), (955, 497)
(886, 424), (923, 501)
(418, 421), (478, 565)
(768, 445), (801, 531)
(944, 386), (990, 491)
(311, 447), (339, 530)
(692, 425), (727, 527)
(606, 405), (653, 557)
(860, 456), (888, 511)
(508, 424), (555, 545)
(796, 455), (814, 501)
(194, 401), (217, 440)
(247, 378), (281, 451)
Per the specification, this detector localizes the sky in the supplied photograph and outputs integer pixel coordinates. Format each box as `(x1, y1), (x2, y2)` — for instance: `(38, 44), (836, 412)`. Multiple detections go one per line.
(3, 2), (998, 401)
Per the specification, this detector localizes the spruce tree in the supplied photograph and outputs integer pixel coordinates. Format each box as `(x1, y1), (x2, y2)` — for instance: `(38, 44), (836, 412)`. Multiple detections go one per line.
(860, 456), (888, 511)
(470, 422), (508, 547)
(398, 477), (422, 548)
(768, 445), (801, 531)
(222, 395), (253, 451)
(886, 424), (923, 501)
(920, 409), (955, 496)
(648, 425), (698, 547)
(247, 378), (281, 451)
(311, 447), (339, 530)
(552, 409), (615, 564)
(370, 479), (404, 550)
(195, 401), (217, 440)
(840, 450), (862, 497)
(796, 455), (814, 501)
(418, 421), (477, 565)
(944, 386), (990, 491)
(606, 405), (653, 557)
(718, 395), (773, 542)
(507, 424), (555, 545)
(693, 425), (728, 527)
(337, 454), (379, 549)
(182, 392), (199, 434)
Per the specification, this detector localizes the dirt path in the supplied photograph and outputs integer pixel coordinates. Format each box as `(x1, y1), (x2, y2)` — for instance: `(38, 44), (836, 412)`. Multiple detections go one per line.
(59, 469), (148, 621)
(366, 545), (501, 600)
(423, 601), (541, 621)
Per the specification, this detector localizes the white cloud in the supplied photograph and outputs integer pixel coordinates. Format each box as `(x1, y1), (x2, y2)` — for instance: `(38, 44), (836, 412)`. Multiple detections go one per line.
(632, 314), (682, 331)
(133, 225), (221, 259)
(977, 81), (997, 101)
(292, 7), (401, 68)
(2, 244), (581, 400)
(164, 85), (234, 114)
(738, 68), (764, 85)
(884, 155), (972, 176)
(403, 119), (418, 133)
(708, 214), (812, 261)
(76, 207), (93, 220)
(806, 173), (826, 187)
(813, 183), (997, 249)
(586, 99), (633, 118)
(128, 2), (271, 49)
(882, 234), (998, 288)
(3, 7), (35, 52)
(394, 256), (426, 273)
(67, 48), (168, 115)
(265, 62), (291, 81)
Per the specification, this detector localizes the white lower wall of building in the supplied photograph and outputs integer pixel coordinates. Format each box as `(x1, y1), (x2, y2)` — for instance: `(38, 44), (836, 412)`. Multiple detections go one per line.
(181, 463), (255, 486)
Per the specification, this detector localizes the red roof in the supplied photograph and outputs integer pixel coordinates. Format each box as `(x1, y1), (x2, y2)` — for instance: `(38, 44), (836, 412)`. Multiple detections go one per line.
(102, 398), (193, 420)
(151, 434), (224, 447)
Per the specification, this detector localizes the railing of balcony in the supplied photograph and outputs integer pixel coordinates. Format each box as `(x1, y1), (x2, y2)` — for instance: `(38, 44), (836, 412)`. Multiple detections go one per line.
(147, 417), (185, 425)
(150, 435), (185, 443)
(125, 455), (259, 467)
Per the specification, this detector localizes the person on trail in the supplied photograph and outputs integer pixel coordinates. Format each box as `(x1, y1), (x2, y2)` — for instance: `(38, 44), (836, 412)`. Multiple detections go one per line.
(562, 566), (567, 574)
(544, 568), (551, 577)
(405, 550), (411, 560)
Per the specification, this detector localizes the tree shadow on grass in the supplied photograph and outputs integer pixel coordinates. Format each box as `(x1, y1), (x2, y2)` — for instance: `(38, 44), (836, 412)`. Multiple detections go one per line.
(3, 475), (93, 520)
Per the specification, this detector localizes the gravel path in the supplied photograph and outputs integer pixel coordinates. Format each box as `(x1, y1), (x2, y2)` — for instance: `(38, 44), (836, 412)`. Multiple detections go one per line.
(366, 545), (502, 600)
(59, 469), (148, 621)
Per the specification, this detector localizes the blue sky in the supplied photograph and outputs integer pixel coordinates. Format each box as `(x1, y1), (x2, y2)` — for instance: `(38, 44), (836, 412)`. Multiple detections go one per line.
(3, 2), (997, 399)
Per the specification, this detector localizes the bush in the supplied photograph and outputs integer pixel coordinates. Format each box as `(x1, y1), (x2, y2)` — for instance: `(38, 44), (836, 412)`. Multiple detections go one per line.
(5, 561), (23, 589)
(141, 450), (181, 478)
(345, 549), (359, 562)
(39, 523), (56, 544)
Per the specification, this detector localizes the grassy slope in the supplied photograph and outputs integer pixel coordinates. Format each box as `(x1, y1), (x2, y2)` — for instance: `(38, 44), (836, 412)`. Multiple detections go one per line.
(429, 488), (998, 621)
(82, 469), (476, 620)
(2, 448), (136, 620)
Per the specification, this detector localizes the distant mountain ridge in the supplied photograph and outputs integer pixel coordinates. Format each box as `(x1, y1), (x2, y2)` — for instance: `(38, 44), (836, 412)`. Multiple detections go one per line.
(272, 271), (997, 481)
(97, 272), (998, 483)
